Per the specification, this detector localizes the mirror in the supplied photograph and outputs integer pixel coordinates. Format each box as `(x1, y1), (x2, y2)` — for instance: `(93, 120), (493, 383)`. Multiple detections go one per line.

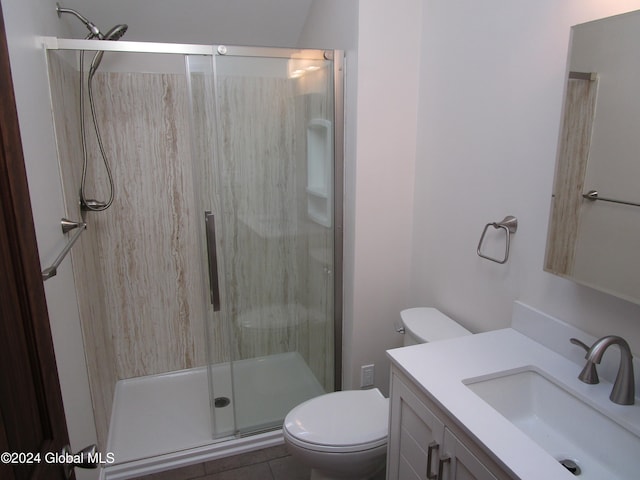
(545, 10), (640, 305)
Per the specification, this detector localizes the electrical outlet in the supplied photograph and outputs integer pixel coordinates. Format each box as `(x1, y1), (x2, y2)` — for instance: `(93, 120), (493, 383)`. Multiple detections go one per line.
(360, 364), (375, 388)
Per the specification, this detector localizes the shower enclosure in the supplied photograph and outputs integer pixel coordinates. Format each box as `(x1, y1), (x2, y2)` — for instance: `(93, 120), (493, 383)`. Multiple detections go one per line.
(44, 38), (343, 474)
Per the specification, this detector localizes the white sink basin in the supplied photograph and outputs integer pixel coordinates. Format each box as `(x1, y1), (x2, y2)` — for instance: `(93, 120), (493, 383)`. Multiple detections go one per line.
(465, 368), (640, 480)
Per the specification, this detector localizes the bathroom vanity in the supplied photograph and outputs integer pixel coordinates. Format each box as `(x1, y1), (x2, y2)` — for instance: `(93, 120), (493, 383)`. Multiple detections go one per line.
(386, 303), (640, 480)
(387, 365), (509, 480)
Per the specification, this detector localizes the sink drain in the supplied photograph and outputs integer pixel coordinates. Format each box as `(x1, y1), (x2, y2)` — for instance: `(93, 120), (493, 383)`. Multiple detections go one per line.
(214, 396), (231, 408)
(559, 459), (581, 476)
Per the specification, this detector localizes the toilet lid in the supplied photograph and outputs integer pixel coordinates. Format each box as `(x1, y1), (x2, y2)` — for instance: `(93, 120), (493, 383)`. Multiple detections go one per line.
(284, 389), (389, 453)
(401, 307), (471, 343)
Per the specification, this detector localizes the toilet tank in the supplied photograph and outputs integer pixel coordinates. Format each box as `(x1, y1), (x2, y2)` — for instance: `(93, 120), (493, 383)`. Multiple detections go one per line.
(400, 308), (471, 346)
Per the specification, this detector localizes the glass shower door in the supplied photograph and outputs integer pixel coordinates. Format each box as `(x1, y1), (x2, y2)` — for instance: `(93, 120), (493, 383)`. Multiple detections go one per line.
(214, 49), (337, 436)
(188, 47), (341, 437)
(185, 53), (234, 440)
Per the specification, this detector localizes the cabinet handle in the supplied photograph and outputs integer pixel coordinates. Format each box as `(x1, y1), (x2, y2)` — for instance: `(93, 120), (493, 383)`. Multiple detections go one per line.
(426, 441), (439, 479)
(438, 454), (451, 480)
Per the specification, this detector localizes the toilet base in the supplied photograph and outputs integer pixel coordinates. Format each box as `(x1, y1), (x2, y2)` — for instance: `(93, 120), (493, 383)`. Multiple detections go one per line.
(284, 432), (386, 480)
(309, 463), (386, 480)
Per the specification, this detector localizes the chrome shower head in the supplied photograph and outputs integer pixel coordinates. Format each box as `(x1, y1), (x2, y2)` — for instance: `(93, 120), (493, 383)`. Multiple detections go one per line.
(103, 24), (128, 41)
(56, 3), (128, 44)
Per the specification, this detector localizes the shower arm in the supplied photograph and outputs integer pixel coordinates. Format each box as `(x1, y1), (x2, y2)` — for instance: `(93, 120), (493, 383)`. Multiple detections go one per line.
(56, 3), (103, 39)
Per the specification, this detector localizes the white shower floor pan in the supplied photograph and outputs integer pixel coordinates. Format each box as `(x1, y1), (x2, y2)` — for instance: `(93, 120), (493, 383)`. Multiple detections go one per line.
(102, 351), (324, 479)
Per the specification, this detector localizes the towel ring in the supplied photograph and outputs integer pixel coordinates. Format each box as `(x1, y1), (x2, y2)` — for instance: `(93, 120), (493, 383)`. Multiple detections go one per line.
(477, 216), (518, 264)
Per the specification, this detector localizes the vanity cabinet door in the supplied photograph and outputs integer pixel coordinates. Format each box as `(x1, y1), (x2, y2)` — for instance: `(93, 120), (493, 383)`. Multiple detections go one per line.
(388, 372), (445, 480)
(442, 429), (498, 480)
(388, 371), (500, 480)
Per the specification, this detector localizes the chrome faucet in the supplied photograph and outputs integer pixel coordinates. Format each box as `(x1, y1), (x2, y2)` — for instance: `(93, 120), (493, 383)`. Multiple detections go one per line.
(571, 336), (635, 405)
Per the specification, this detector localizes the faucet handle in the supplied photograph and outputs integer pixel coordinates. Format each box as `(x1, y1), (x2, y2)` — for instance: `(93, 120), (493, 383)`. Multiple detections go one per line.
(570, 338), (599, 384)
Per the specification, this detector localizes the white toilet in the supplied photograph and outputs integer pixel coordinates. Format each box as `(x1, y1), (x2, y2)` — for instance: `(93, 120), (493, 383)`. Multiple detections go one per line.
(283, 308), (472, 480)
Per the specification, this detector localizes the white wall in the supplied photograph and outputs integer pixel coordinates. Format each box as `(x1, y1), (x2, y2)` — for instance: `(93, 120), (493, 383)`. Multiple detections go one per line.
(0, 0), (98, 477)
(297, 0), (358, 51)
(348, 0), (422, 392)
(411, 0), (640, 356)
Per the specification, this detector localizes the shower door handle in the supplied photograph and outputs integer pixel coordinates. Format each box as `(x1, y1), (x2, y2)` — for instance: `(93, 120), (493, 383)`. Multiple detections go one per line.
(204, 211), (221, 311)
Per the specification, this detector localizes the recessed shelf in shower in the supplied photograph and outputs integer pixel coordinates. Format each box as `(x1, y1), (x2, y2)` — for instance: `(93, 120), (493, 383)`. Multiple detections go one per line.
(306, 118), (333, 227)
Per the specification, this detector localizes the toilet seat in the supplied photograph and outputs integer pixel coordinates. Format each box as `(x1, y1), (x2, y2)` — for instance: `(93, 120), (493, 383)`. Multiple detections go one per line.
(283, 389), (389, 454)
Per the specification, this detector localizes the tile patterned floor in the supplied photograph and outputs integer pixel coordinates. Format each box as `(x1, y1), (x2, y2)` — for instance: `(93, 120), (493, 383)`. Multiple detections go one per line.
(130, 445), (311, 480)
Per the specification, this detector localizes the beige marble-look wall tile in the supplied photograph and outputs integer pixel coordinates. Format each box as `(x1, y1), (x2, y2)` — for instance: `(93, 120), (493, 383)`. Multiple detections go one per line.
(545, 77), (598, 275)
(84, 71), (208, 379)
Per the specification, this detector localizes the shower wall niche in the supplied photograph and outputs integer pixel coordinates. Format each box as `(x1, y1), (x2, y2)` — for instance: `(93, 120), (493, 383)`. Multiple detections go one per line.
(46, 46), (338, 450)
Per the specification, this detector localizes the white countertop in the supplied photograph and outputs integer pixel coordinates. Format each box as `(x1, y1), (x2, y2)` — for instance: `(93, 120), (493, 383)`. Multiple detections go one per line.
(386, 328), (640, 480)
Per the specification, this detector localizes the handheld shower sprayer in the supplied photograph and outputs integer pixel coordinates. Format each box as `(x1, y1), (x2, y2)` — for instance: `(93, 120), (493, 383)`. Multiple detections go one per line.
(55, 3), (129, 212)
(89, 24), (129, 78)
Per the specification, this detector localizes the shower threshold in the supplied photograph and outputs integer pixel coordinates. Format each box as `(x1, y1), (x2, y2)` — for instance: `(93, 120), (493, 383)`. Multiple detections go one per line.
(102, 351), (324, 479)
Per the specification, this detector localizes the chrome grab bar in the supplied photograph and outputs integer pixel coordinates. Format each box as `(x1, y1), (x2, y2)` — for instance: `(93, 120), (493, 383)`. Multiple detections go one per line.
(477, 215), (518, 264)
(42, 218), (87, 280)
(582, 190), (640, 208)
